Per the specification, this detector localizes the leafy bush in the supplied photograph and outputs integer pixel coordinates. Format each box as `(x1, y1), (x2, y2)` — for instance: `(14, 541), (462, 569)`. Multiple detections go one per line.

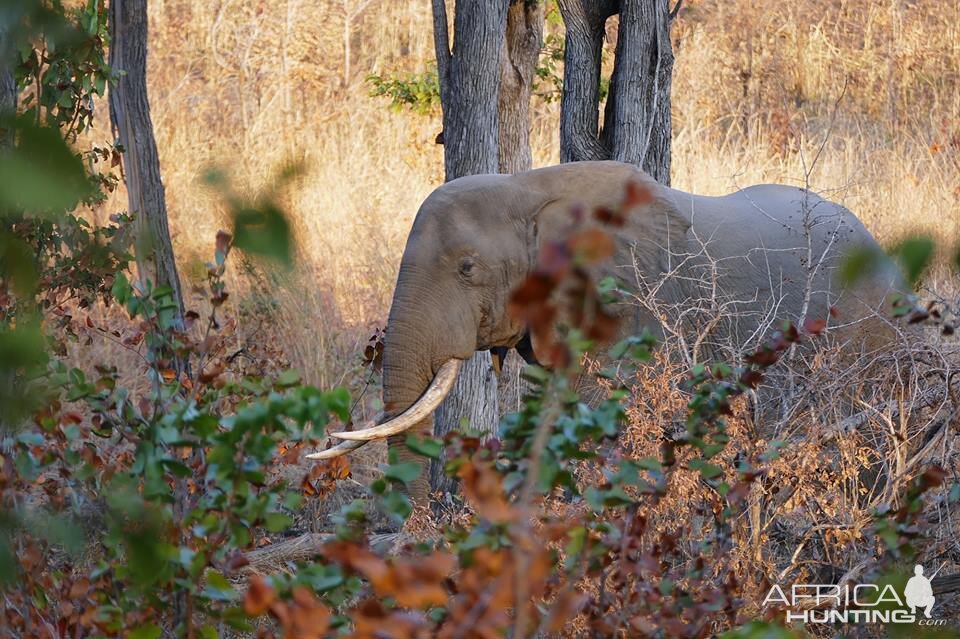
(2, 3), (958, 638)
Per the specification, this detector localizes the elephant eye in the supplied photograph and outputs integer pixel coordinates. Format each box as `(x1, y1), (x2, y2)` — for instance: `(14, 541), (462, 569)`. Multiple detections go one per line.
(458, 258), (475, 277)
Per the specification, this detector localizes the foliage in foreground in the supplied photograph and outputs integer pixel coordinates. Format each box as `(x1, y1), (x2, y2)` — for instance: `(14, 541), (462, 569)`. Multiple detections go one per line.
(2, 2), (960, 638)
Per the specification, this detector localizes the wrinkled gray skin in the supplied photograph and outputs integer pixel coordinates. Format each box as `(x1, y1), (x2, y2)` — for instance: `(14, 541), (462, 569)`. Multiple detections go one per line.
(384, 161), (904, 505)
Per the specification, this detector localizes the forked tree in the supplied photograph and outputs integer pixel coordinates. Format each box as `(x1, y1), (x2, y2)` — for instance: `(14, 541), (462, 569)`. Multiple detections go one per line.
(559, 0), (679, 183)
(429, 0), (681, 494)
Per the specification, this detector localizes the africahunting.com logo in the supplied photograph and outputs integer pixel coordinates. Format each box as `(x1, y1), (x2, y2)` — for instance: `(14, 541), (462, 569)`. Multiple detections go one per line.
(762, 564), (948, 626)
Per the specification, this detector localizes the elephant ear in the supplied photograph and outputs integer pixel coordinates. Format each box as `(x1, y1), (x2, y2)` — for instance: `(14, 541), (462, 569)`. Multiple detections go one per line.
(510, 162), (691, 365)
(516, 162), (690, 274)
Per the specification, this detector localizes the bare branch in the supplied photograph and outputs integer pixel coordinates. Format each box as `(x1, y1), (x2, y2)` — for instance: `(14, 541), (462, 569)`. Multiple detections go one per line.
(669, 0), (684, 21)
(431, 0), (452, 106)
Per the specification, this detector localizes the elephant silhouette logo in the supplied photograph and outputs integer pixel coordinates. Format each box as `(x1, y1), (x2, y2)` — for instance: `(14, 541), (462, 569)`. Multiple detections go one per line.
(904, 565), (936, 618)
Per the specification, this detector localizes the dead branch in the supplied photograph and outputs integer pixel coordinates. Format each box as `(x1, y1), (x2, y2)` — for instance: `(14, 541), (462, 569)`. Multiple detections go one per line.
(241, 532), (408, 575)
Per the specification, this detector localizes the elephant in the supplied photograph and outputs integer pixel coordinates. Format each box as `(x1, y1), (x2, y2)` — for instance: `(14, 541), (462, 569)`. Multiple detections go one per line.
(308, 160), (906, 506)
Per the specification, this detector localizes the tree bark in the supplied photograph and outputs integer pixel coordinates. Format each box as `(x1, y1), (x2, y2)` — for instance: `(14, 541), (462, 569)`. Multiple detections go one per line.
(497, 1), (544, 418)
(108, 0), (187, 333)
(558, 0), (676, 184)
(603, 0), (674, 183)
(0, 21), (16, 149)
(108, 5), (190, 627)
(498, 0), (544, 174)
(429, 0), (508, 497)
(434, 0), (507, 179)
(557, 0), (617, 162)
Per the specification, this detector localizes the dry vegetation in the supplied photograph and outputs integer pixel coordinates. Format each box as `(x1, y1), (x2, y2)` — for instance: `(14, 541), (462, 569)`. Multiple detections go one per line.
(71, 0), (960, 567)
(79, 0), (958, 391)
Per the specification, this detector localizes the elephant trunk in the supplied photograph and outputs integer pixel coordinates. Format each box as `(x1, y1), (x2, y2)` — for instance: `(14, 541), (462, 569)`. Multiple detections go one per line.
(380, 264), (475, 506)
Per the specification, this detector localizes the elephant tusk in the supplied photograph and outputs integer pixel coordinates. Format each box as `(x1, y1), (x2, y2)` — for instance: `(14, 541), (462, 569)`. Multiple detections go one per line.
(305, 438), (368, 460)
(329, 359), (462, 441)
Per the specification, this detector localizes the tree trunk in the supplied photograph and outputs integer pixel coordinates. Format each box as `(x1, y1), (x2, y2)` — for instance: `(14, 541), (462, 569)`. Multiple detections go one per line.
(603, 0), (674, 183)
(429, 0), (507, 497)
(557, 0), (617, 162)
(0, 23), (16, 436)
(108, 3), (190, 628)
(0, 21), (15, 149)
(558, 0), (677, 184)
(498, 0), (544, 174)
(497, 1), (544, 418)
(108, 0), (187, 335)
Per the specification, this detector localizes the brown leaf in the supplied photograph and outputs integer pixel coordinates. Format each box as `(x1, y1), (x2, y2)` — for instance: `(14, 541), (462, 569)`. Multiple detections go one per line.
(570, 228), (615, 263)
(623, 181), (654, 209)
(919, 466), (946, 489)
(457, 461), (517, 524)
(68, 577), (90, 599)
(739, 369), (764, 388)
(803, 317), (827, 335)
(585, 307), (621, 342)
(215, 230), (233, 257)
(593, 206), (625, 227)
(184, 310), (200, 330)
(199, 361), (226, 384)
(300, 475), (319, 497)
(244, 575), (277, 616)
(508, 274), (554, 315)
(544, 590), (588, 633)
(222, 550), (250, 573)
(284, 586), (330, 639)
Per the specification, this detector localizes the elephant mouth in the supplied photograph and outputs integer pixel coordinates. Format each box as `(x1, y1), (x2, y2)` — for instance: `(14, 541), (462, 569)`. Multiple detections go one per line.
(305, 359), (463, 459)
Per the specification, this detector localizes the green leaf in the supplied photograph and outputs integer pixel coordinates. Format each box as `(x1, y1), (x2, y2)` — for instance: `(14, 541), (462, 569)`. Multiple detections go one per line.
(202, 570), (238, 601)
(0, 235), (38, 297)
(839, 246), (881, 286)
(232, 204), (292, 266)
(0, 117), (93, 212)
(263, 512), (293, 533)
(378, 489), (412, 522)
(111, 271), (132, 304)
(383, 461), (422, 485)
(405, 435), (443, 459)
(128, 624), (163, 639)
(564, 526), (586, 570)
(276, 369), (301, 387)
(689, 459), (723, 480)
(893, 236), (934, 285)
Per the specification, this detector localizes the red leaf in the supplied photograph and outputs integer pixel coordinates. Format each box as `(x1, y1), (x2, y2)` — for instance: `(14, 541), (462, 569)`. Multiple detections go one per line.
(803, 317), (827, 335)
(215, 230), (233, 256)
(623, 181), (654, 209)
(746, 347), (779, 367)
(539, 241), (572, 278)
(593, 206), (625, 227)
(508, 274), (554, 318)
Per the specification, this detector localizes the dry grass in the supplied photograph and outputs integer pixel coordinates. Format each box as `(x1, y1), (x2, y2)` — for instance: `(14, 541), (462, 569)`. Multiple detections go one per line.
(74, 0), (960, 390)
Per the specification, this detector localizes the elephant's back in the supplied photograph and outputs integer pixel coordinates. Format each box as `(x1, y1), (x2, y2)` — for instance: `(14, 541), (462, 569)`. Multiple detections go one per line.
(660, 184), (907, 352)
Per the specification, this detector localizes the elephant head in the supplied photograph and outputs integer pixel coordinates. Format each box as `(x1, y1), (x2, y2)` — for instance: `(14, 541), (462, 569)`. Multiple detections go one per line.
(308, 162), (689, 504)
